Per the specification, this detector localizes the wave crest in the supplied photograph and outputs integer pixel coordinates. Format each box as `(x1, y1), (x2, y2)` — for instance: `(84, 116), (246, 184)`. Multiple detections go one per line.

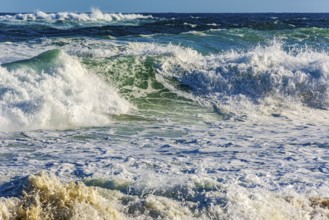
(0, 49), (131, 132)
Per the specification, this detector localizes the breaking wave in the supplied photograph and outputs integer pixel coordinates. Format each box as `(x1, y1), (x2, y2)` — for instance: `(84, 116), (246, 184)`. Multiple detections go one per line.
(0, 49), (131, 132)
(121, 41), (329, 113)
(56, 39), (329, 116)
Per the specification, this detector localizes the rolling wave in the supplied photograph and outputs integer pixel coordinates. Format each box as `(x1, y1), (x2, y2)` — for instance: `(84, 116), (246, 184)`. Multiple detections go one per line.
(82, 41), (329, 113)
(112, 41), (329, 112)
(2, 38), (328, 124)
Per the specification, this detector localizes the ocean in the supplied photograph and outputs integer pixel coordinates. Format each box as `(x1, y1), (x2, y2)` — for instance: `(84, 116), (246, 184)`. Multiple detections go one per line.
(0, 9), (329, 219)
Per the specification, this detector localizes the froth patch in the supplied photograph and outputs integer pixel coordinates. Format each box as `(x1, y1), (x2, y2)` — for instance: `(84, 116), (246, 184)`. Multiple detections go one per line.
(0, 49), (131, 132)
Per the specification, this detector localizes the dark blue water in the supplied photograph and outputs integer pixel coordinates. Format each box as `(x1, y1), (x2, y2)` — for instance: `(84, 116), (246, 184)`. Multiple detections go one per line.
(1, 13), (329, 41)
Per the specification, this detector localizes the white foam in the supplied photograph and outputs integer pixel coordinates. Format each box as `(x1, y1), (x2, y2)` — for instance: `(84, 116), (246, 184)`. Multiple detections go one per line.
(0, 50), (131, 132)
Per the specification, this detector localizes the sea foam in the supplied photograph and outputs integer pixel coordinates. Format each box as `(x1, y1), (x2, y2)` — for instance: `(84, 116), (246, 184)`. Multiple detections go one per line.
(1, 172), (329, 220)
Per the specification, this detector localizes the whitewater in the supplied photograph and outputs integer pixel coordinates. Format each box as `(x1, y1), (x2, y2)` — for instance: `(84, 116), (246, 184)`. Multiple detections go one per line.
(0, 9), (329, 219)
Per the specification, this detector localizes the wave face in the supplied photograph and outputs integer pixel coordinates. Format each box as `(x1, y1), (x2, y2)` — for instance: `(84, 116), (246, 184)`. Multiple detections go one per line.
(1, 12), (329, 220)
(0, 49), (130, 131)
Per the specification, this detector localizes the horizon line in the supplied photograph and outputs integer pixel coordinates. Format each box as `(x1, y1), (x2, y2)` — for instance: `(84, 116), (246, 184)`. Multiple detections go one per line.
(1, 11), (329, 14)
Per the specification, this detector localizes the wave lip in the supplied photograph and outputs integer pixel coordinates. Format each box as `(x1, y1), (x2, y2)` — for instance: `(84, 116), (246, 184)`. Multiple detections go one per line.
(0, 49), (131, 132)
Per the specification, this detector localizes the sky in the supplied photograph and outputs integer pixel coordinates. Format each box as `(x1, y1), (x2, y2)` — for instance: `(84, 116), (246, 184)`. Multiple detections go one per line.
(1, 0), (329, 13)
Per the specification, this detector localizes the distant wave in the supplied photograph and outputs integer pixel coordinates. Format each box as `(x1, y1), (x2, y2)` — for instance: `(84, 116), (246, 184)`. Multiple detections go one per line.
(0, 8), (152, 22)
